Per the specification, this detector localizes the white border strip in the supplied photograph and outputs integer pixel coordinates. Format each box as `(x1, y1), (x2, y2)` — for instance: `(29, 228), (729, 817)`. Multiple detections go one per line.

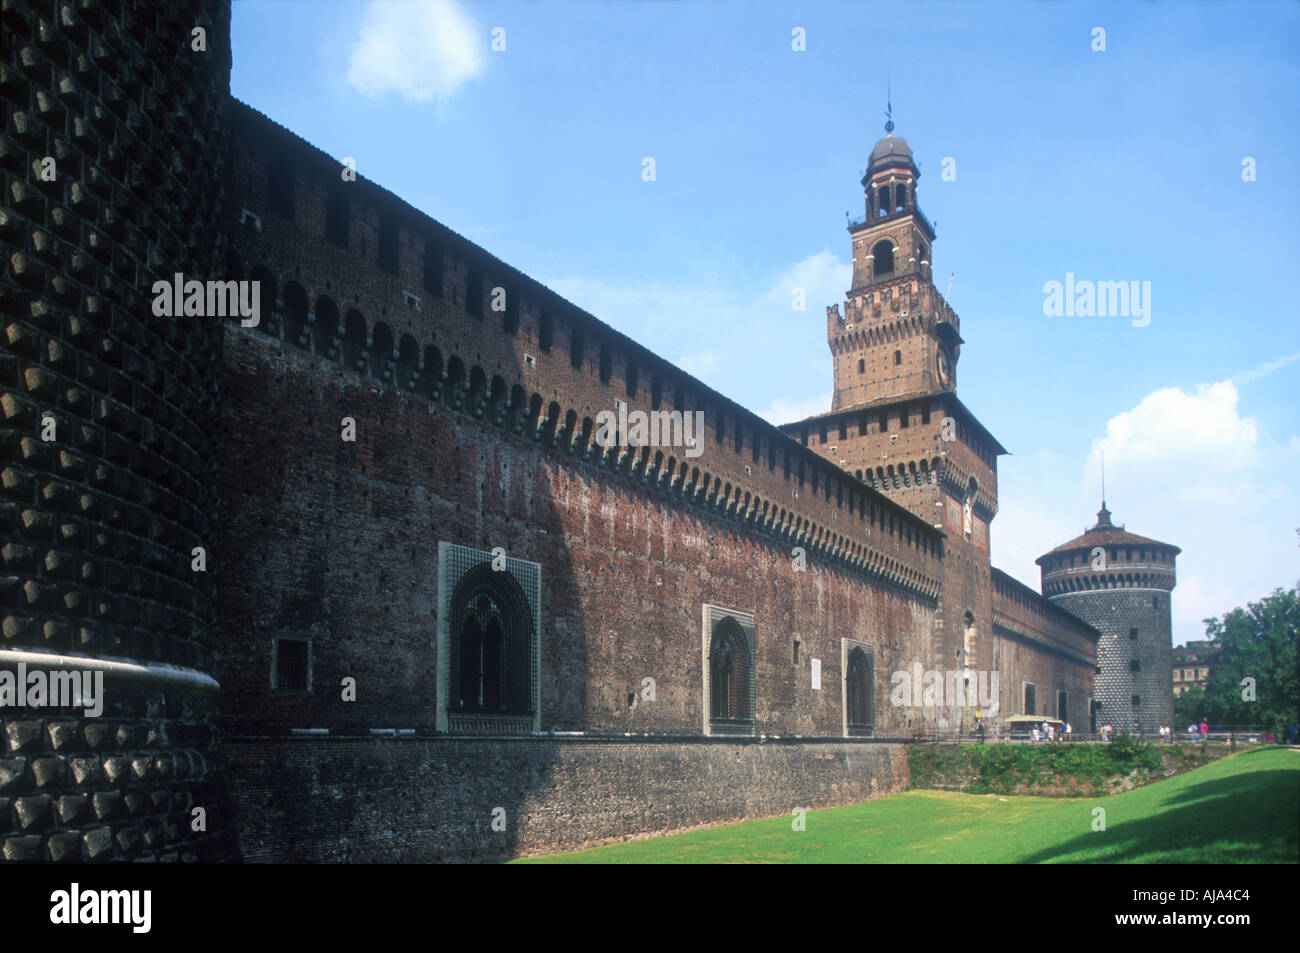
(0, 649), (220, 696)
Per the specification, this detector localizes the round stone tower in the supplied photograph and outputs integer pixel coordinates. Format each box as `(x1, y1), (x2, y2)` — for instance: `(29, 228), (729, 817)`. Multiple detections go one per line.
(1, 0), (238, 860)
(1036, 504), (1179, 738)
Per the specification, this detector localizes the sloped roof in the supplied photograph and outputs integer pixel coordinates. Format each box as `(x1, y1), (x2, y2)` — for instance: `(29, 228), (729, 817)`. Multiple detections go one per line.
(1037, 505), (1180, 562)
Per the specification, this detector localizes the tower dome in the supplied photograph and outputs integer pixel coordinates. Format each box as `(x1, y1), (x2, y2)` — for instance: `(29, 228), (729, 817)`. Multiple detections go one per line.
(867, 134), (918, 175)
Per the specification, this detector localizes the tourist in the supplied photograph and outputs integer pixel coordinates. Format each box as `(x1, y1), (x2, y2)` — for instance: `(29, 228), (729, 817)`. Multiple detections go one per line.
(1187, 722), (1198, 742)
(1200, 720), (1209, 742)
(1032, 725), (1040, 742)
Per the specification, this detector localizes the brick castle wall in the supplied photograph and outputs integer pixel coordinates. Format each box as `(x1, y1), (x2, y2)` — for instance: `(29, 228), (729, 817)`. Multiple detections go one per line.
(214, 328), (938, 739)
(991, 569), (1097, 725)
(210, 99), (952, 858)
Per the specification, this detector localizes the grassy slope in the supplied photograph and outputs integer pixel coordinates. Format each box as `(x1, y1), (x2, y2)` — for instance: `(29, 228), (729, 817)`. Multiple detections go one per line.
(517, 747), (1299, 864)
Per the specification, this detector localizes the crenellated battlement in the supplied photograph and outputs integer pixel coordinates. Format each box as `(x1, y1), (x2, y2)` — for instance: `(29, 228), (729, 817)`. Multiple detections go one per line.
(224, 101), (944, 599)
(831, 275), (960, 342)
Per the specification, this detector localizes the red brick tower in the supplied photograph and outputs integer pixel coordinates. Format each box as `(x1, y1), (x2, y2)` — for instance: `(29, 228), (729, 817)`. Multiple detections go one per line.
(781, 121), (1006, 733)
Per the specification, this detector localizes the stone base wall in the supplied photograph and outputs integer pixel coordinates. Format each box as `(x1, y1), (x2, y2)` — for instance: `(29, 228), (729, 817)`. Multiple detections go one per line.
(224, 736), (907, 862)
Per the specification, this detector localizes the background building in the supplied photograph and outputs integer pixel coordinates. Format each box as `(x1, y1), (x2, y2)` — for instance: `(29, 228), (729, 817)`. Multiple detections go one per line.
(1172, 642), (1217, 696)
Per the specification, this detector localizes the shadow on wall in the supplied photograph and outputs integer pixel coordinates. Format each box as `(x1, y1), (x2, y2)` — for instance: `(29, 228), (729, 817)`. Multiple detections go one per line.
(209, 264), (586, 861)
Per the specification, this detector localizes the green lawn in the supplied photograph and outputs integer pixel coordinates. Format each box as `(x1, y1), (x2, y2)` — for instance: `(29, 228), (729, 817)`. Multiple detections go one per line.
(518, 747), (1299, 864)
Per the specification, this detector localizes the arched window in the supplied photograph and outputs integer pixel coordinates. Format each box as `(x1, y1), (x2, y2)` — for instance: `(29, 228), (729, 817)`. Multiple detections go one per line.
(877, 186), (890, 217)
(872, 240), (894, 275)
(708, 614), (753, 731)
(846, 646), (873, 735)
(446, 560), (537, 727)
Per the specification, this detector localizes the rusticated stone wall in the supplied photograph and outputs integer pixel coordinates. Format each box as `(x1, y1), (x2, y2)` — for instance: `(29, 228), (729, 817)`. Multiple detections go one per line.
(1, 0), (239, 861)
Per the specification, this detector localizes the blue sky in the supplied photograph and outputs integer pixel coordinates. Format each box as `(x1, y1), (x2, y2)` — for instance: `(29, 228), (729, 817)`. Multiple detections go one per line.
(231, 0), (1299, 647)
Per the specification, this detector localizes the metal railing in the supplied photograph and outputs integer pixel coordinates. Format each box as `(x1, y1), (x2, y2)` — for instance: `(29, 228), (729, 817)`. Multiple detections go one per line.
(907, 724), (1287, 745)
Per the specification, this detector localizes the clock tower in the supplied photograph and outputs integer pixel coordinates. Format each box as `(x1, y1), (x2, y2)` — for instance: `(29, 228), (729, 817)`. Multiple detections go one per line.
(782, 117), (1007, 734)
(829, 121), (963, 413)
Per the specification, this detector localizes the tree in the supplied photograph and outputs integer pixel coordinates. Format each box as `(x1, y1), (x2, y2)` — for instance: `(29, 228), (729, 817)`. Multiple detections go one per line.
(1201, 587), (1299, 735)
(1173, 686), (1206, 727)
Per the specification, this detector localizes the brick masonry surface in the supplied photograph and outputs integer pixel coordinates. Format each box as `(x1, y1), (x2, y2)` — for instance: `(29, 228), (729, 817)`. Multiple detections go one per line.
(213, 329), (938, 740)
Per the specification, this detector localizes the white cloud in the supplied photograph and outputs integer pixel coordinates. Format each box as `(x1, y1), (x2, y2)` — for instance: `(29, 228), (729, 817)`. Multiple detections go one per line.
(759, 246), (851, 314)
(347, 0), (484, 103)
(1232, 351), (1300, 386)
(996, 375), (1300, 649)
(1086, 381), (1260, 504)
(758, 394), (832, 426)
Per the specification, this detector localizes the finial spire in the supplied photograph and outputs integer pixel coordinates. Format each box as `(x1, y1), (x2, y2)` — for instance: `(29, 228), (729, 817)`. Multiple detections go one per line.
(884, 76), (894, 134)
(1100, 449), (1106, 510)
(1092, 451), (1114, 528)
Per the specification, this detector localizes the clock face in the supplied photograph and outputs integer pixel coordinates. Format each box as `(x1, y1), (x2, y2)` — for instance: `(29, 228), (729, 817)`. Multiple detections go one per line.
(936, 348), (952, 389)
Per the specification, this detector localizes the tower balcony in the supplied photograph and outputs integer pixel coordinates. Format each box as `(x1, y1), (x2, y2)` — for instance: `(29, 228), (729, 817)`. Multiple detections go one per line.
(849, 205), (935, 239)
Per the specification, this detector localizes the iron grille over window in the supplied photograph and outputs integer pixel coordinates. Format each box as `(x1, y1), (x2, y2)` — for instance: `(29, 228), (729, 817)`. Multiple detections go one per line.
(705, 608), (755, 735)
(846, 645), (874, 736)
(437, 543), (541, 732)
(450, 571), (532, 715)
